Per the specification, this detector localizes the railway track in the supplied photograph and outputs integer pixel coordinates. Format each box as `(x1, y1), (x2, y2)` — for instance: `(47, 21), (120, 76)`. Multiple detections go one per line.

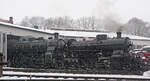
(1, 67), (150, 81)
(3, 67), (140, 75)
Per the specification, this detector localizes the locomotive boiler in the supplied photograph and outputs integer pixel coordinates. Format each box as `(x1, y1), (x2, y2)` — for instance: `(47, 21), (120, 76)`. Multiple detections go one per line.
(7, 32), (146, 74)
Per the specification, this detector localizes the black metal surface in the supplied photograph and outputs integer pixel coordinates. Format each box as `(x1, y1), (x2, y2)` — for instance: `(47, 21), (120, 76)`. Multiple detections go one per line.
(6, 33), (147, 75)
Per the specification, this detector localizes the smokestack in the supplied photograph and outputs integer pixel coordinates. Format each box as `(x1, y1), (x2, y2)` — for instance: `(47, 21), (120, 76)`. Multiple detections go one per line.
(9, 17), (13, 24)
(54, 33), (59, 40)
(116, 32), (121, 38)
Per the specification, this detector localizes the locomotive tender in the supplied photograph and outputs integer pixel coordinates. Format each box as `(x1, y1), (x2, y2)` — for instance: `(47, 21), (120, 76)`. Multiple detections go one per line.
(7, 32), (146, 74)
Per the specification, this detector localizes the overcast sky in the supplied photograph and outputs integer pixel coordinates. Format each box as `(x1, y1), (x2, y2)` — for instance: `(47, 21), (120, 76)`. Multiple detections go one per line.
(0, 0), (150, 23)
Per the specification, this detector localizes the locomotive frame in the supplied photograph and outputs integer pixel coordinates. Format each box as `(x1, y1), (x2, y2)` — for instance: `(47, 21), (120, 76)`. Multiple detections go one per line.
(7, 32), (147, 74)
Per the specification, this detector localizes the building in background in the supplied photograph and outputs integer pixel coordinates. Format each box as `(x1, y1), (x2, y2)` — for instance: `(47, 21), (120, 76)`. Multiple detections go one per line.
(0, 18), (150, 48)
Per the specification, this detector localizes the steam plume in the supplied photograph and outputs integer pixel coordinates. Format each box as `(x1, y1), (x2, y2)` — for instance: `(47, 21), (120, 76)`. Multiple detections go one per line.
(95, 0), (123, 32)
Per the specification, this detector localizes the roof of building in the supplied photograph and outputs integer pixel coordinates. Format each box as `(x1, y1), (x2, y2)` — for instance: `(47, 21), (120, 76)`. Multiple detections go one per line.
(46, 29), (150, 41)
(0, 21), (52, 35)
(0, 21), (150, 41)
(50, 27), (108, 33)
(0, 19), (9, 23)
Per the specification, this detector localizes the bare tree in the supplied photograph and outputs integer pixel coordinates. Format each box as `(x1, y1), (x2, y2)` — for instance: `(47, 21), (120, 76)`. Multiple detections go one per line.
(20, 16), (101, 30)
(123, 17), (150, 37)
(20, 16), (45, 29)
(75, 16), (97, 30)
(20, 16), (31, 27)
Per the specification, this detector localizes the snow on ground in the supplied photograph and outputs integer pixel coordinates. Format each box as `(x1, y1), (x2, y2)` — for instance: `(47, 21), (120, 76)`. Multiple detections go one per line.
(143, 71), (150, 77)
(0, 76), (29, 80)
(1, 71), (150, 80)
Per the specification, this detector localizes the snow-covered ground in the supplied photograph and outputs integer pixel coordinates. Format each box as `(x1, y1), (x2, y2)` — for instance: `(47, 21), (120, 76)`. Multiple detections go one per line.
(0, 71), (150, 80)
(143, 71), (150, 77)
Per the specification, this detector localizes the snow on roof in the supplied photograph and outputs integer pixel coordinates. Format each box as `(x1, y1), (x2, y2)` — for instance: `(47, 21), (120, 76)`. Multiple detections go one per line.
(50, 27), (108, 32)
(0, 21), (52, 35)
(141, 46), (150, 49)
(1, 21), (150, 41)
(46, 29), (150, 41)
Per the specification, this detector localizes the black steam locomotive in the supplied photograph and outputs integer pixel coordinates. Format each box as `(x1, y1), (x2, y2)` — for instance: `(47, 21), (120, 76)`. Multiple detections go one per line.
(7, 32), (146, 74)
